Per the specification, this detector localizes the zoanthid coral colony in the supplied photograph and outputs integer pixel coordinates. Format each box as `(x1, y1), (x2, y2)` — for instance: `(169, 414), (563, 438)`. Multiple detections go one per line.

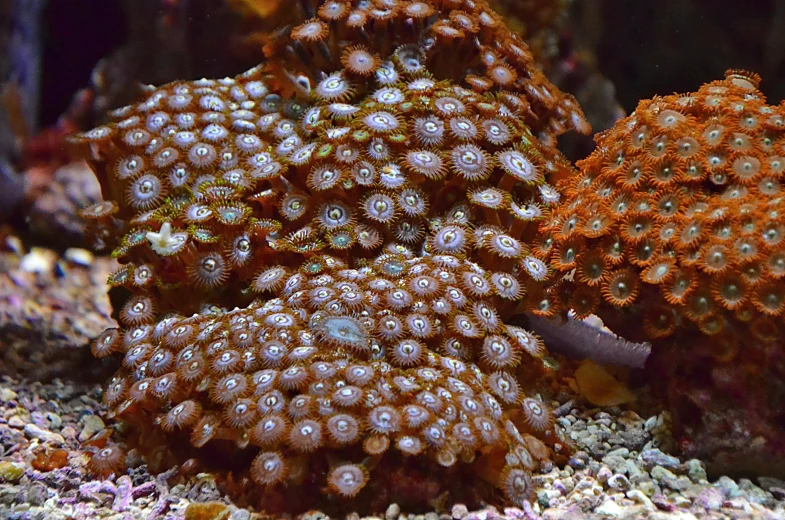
(547, 70), (785, 465)
(68, 0), (785, 512)
(548, 71), (785, 332)
(68, 0), (587, 511)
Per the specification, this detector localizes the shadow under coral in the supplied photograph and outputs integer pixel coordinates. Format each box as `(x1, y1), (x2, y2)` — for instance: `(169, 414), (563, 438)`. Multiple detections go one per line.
(123, 424), (505, 515)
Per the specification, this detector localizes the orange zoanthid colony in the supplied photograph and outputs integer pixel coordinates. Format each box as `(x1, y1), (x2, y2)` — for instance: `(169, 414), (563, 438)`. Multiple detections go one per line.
(546, 69), (785, 343)
(68, 0), (591, 511)
(545, 70), (785, 458)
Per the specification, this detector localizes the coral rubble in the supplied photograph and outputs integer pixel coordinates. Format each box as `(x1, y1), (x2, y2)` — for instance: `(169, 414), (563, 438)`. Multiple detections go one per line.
(4, 372), (785, 519)
(25, 161), (104, 249)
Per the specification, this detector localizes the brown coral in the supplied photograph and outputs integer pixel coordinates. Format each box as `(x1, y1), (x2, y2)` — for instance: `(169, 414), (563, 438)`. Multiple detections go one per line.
(101, 257), (564, 509)
(67, 0), (590, 509)
(260, 0), (589, 141)
(71, 60), (577, 321)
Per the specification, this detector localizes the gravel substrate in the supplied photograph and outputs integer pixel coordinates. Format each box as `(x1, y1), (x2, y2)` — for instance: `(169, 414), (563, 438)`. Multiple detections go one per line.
(1, 373), (784, 520)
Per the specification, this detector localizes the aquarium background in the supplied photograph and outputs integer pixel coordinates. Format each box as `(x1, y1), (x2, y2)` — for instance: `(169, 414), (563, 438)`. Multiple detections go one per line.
(1, 1), (785, 519)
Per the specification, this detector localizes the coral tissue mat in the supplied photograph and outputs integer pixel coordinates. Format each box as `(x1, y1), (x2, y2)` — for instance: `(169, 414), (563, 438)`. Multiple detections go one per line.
(67, 0), (592, 511)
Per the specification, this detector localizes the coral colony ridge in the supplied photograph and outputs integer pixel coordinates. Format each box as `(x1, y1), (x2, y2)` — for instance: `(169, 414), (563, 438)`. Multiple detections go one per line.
(61, 0), (785, 514)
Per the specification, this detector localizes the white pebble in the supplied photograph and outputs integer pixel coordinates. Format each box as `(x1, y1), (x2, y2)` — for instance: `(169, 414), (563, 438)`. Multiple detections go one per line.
(24, 423), (65, 445)
(65, 248), (94, 266)
(20, 248), (56, 273)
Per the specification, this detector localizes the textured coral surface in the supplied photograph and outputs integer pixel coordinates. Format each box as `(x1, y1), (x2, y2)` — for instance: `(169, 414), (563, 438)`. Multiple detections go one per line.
(259, 0), (589, 140)
(66, 0), (596, 511)
(546, 70), (785, 467)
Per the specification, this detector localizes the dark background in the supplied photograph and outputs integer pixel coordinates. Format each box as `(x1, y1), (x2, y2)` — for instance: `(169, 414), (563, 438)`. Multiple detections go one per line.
(23, 0), (785, 144)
